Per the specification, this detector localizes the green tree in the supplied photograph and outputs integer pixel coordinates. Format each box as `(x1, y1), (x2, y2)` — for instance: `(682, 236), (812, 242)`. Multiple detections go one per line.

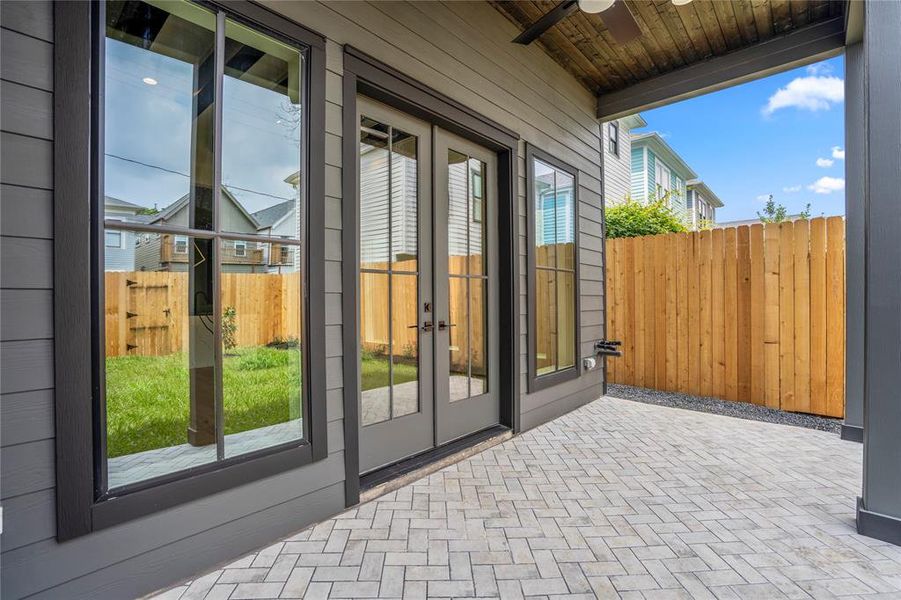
(757, 195), (811, 223)
(605, 196), (687, 239)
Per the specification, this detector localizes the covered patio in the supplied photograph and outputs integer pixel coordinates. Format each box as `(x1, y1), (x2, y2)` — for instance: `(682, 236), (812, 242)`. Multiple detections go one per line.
(153, 395), (900, 599)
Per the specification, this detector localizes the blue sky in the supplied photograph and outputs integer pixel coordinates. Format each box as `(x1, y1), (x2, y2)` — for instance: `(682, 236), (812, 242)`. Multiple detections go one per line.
(633, 55), (845, 222)
(105, 38), (300, 217)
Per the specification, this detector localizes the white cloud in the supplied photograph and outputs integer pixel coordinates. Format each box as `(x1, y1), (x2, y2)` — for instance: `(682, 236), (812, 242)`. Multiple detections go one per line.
(806, 62), (834, 76)
(783, 185), (802, 193)
(831, 146), (845, 160)
(756, 194), (772, 203)
(808, 176), (845, 194)
(762, 75), (844, 116)
(816, 157), (834, 168)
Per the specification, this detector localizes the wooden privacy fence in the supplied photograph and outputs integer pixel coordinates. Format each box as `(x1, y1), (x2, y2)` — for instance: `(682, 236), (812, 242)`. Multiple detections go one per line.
(105, 271), (302, 357)
(605, 217), (845, 418)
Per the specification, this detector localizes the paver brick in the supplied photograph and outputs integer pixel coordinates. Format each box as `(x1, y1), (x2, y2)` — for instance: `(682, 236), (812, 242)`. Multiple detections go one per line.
(151, 398), (900, 600)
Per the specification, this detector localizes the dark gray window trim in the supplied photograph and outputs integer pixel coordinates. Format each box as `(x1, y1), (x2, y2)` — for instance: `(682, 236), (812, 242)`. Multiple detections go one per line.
(341, 46), (520, 508)
(54, 0), (328, 541)
(526, 143), (582, 394)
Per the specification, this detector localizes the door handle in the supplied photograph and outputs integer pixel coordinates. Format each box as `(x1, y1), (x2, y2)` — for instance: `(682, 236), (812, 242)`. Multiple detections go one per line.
(438, 320), (456, 331)
(409, 321), (434, 332)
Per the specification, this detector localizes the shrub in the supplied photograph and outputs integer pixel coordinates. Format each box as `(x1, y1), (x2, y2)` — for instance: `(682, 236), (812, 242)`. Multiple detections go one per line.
(605, 198), (687, 238)
(222, 306), (237, 351)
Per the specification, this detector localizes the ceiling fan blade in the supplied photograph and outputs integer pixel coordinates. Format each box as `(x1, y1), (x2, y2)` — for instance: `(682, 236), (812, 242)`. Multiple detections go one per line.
(600, 1), (642, 44)
(512, 0), (579, 45)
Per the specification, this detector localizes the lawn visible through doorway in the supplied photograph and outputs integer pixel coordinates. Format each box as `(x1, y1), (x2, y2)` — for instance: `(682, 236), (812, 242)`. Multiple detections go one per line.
(106, 348), (417, 457)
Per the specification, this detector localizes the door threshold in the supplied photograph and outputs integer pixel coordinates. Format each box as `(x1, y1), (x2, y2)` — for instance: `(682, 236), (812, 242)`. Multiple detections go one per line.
(359, 425), (511, 503)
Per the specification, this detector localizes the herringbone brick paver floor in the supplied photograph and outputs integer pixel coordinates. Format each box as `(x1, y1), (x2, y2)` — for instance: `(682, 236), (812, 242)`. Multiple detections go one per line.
(152, 396), (901, 599)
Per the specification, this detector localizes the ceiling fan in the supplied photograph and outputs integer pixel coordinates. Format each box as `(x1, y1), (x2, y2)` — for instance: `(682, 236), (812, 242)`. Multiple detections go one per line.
(512, 0), (691, 46)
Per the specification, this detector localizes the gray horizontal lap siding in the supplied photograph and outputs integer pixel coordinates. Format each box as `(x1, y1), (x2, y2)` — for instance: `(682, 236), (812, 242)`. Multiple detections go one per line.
(0, 1), (605, 597)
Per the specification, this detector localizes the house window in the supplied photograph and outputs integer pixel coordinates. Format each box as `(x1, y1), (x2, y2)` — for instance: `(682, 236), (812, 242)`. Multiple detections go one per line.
(655, 161), (671, 204)
(471, 164), (483, 223)
(608, 122), (619, 156)
(105, 230), (122, 248)
(280, 245), (292, 265)
(527, 145), (580, 391)
(93, 0), (322, 500)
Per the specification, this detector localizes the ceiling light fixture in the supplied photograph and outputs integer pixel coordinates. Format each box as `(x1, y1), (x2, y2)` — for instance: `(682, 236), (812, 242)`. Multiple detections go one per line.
(578, 0), (616, 14)
(142, 77), (158, 86)
(671, 0), (694, 5)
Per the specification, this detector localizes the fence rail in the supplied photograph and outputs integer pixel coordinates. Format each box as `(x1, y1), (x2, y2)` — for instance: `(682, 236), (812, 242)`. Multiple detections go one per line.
(605, 216), (845, 418)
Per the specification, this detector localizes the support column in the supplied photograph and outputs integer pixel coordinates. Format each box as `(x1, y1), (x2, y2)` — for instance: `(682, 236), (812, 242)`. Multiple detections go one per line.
(857, 0), (901, 546)
(841, 41), (864, 443)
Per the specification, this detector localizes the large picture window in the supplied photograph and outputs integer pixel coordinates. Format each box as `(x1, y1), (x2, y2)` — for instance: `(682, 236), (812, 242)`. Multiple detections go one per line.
(527, 145), (580, 392)
(99, 0), (309, 491)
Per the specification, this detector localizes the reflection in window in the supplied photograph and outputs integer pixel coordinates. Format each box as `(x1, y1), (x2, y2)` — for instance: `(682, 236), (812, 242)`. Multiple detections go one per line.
(102, 0), (307, 488)
(448, 150), (488, 401)
(105, 230), (122, 248)
(359, 116), (420, 426)
(533, 157), (576, 377)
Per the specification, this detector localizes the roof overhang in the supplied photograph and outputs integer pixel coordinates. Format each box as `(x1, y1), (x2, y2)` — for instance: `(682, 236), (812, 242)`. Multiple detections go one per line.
(686, 178), (724, 208)
(597, 16), (846, 120)
(631, 132), (698, 180)
(620, 113), (646, 129)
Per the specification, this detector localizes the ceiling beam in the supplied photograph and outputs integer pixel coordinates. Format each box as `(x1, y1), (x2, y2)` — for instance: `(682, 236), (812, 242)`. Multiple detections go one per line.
(596, 16), (846, 120)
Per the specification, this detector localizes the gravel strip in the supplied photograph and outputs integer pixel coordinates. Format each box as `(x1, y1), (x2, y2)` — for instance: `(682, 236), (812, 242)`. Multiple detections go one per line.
(607, 384), (842, 434)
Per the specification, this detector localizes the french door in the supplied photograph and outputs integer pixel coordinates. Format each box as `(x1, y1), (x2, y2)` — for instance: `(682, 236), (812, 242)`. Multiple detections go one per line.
(357, 98), (499, 473)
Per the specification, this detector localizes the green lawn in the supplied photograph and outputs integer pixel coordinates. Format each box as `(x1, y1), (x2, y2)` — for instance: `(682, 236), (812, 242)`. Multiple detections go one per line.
(106, 347), (418, 457)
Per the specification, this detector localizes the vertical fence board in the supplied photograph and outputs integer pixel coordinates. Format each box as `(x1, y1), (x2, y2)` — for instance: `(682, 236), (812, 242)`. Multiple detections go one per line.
(633, 237), (645, 387)
(778, 221), (796, 411)
(665, 235), (678, 391)
(644, 235), (656, 387)
(809, 218), (828, 416)
(623, 237), (636, 384)
(764, 223), (782, 409)
(793, 219), (811, 413)
(736, 226), (752, 403)
(711, 228), (726, 399)
(687, 234), (700, 395)
(698, 230), (713, 397)
(677, 234), (691, 393)
(654, 235), (667, 389)
(826, 216), (846, 418)
(749, 224), (765, 405)
(723, 227), (738, 402)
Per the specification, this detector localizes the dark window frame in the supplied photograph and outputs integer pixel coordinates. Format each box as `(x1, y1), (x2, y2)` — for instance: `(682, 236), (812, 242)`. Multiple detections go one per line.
(341, 46), (521, 507)
(54, 0), (328, 541)
(526, 144), (581, 393)
(608, 122), (619, 157)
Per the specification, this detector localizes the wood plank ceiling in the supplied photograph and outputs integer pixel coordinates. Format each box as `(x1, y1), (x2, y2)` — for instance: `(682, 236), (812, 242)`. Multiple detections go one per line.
(490, 0), (845, 94)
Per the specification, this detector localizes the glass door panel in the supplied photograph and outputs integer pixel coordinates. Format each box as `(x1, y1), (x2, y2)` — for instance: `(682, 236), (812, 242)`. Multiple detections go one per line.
(434, 129), (499, 445)
(357, 98), (433, 474)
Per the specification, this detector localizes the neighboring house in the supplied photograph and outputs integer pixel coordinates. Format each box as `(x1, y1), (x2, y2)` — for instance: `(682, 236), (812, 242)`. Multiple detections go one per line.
(134, 188), (270, 273)
(252, 199), (300, 271)
(602, 113), (646, 206)
(103, 196), (152, 271)
(534, 169), (575, 246)
(359, 137), (419, 265)
(630, 132), (723, 229)
(686, 180), (724, 229)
